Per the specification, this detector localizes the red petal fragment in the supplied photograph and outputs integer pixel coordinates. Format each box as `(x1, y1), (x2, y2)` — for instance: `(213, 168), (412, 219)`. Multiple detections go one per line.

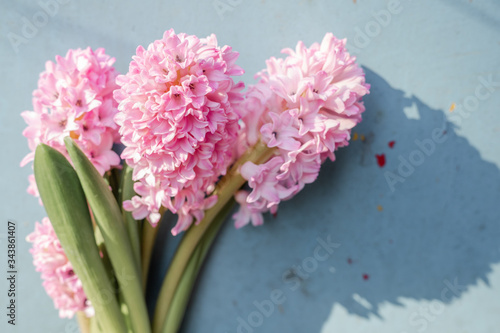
(376, 154), (386, 167)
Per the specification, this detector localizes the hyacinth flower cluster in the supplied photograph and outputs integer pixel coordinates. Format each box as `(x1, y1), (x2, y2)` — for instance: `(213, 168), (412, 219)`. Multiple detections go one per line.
(233, 33), (370, 228)
(26, 218), (94, 318)
(23, 31), (369, 333)
(22, 47), (122, 321)
(114, 29), (244, 235)
(21, 47), (121, 201)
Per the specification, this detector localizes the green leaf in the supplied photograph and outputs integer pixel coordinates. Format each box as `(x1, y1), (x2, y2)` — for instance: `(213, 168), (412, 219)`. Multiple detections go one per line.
(141, 219), (159, 292)
(89, 317), (101, 333)
(34, 144), (126, 333)
(64, 137), (151, 333)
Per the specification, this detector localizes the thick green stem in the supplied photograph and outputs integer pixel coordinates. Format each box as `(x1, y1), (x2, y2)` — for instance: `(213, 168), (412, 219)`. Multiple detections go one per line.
(161, 198), (236, 333)
(141, 216), (162, 292)
(152, 141), (275, 333)
(77, 312), (90, 333)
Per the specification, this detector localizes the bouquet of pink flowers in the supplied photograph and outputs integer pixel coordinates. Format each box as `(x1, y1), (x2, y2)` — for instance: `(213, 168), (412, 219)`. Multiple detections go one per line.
(22, 30), (369, 333)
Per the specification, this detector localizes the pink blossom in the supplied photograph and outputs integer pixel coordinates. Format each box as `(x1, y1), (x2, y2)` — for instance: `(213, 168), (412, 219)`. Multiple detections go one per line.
(26, 218), (94, 318)
(114, 29), (244, 234)
(233, 190), (264, 228)
(234, 33), (370, 228)
(240, 157), (297, 206)
(237, 84), (272, 147)
(27, 174), (42, 205)
(260, 111), (301, 151)
(20, 47), (121, 202)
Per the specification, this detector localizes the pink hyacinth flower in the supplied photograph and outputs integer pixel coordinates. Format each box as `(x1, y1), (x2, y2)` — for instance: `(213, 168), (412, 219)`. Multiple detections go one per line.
(114, 29), (244, 235)
(20, 47), (122, 202)
(26, 218), (94, 318)
(234, 33), (370, 228)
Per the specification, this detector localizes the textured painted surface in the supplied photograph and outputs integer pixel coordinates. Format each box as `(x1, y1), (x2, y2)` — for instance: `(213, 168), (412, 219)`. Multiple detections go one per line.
(1, 1), (499, 332)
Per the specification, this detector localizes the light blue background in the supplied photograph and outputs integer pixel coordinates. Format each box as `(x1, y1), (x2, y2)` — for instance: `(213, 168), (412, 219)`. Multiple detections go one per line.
(1, 1), (499, 332)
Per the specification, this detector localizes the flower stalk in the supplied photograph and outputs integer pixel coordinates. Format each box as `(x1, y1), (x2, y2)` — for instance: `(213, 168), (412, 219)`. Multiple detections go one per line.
(141, 212), (162, 291)
(153, 141), (275, 332)
(76, 312), (91, 333)
(161, 197), (236, 333)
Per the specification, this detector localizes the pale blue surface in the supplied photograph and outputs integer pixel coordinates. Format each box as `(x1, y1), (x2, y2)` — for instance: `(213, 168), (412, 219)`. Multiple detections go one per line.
(1, 1), (499, 332)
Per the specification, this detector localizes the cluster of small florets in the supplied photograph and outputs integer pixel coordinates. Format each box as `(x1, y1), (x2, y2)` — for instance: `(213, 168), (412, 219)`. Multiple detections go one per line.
(233, 33), (370, 228)
(26, 218), (94, 319)
(21, 47), (121, 200)
(114, 29), (245, 235)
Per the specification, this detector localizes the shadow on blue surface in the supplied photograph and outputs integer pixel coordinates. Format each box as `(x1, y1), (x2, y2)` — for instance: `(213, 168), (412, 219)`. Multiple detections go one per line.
(147, 68), (500, 333)
(439, 0), (500, 30)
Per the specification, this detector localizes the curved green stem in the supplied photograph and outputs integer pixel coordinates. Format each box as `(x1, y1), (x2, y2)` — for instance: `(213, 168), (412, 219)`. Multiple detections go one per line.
(141, 215), (162, 292)
(77, 312), (90, 333)
(152, 141), (275, 333)
(162, 198), (236, 333)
